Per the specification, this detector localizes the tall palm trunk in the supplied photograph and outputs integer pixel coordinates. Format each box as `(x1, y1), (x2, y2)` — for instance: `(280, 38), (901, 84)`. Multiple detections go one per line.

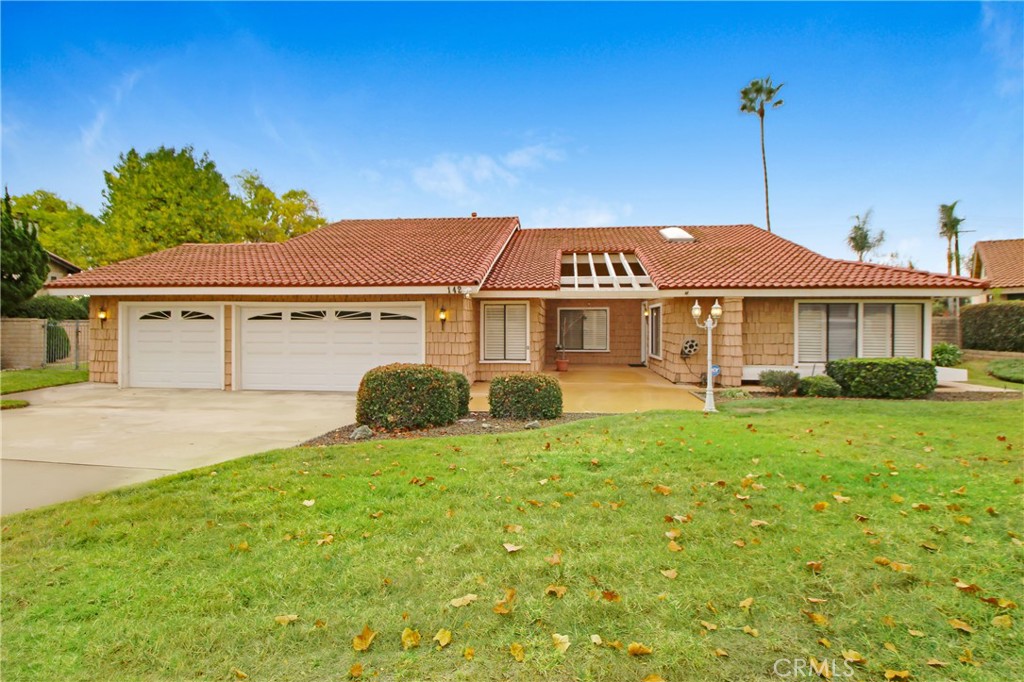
(945, 236), (953, 275)
(759, 112), (771, 233)
(953, 231), (961, 276)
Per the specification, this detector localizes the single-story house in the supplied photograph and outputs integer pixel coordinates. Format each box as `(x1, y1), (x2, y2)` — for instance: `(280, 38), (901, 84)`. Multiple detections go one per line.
(48, 216), (983, 391)
(970, 238), (1024, 304)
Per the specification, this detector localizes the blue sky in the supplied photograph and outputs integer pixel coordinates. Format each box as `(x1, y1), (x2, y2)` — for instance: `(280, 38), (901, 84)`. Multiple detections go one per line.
(2, 1), (1021, 273)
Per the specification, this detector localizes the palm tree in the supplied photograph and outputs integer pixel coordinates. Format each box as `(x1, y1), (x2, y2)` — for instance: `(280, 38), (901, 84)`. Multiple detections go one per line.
(938, 201), (966, 276)
(846, 209), (885, 261)
(740, 76), (785, 232)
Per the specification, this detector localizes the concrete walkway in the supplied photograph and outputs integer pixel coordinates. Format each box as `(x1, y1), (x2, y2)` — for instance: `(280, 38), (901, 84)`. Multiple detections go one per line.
(470, 365), (705, 413)
(0, 383), (354, 515)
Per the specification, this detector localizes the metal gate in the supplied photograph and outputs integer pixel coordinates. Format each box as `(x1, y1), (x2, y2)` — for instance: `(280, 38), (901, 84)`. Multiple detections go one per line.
(45, 320), (88, 368)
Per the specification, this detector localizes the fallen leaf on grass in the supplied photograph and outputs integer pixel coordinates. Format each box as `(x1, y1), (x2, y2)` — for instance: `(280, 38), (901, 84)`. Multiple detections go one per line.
(352, 624), (377, 651)
(653, 484), (672, 496)
(883, 671), (910, 680)
(883, 642), (897, 653)
(665, 528), (682, 539)
(959, 648), (980, 666)
(979, 596), (1017, 608)
(733, 539), (746, 548)
(302, 499), (315, 507)
(925, 659), (948, 667)
(812, 501), (829, 512)
(661, 569), (678, 579)
(552, 633), (570, 653)
(494, 588), (517, 614)
(627, 642), (653, 656)
(949, 618), (975, 633)
(503, 543), (522, 553)
(348, 663), (362, 678)
(806, 560), (823, 574)
(463, 647), (474, 661)
(808, 657), (832, 679)
(668, 540), (684, 552)
(602, 590), (621, 602)
(832, 493), (851, 503)
(803, 611), (829, 627)
(504, 524), (523, 533)
(450, 593), (478, 608)
(275, 614), (298, 625)
(545, 584), (568, 598)
(509, 643), (525, 662)
(750, 519), (770, 528)
(907, 629), (925, 637)
(700, 620), (718, 631)
(433, 629), (452, 648)
(742, 625), (759, 637)
(545, 551), (562, 565)
(739, 597), (754, 610)
(401, 628), (420, 650)
(232, 668), (248, 680)
(590, 634), (603, 645)
(643, 675), (667, 682)
(806, 597), (828, 604)
(841, 649), (867, 665)
(818, 637), (831, 648)
(992, 614), (1013, 628)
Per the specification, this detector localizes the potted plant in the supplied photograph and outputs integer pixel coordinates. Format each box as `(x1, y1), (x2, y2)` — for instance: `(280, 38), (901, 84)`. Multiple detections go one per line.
(555, 344), (569, 372)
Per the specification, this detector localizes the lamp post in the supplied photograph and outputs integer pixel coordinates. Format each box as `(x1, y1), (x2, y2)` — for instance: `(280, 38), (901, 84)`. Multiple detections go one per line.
(691, 299), (723, 413)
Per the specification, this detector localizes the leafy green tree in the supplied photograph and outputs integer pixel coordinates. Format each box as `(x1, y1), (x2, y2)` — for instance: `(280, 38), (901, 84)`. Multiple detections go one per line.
(100, 146), (241, 261)
(938, 201), (965, 276)
(11, 190), (106, 267)
(740, 76), (785, 233)
(846, 209), (885, 262)
(235, 170), (325, 242)
(1, 188), (49, 313)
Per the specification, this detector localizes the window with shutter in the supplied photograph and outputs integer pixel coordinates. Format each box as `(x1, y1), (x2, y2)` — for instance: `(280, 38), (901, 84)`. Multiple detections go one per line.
(827, 303), (857, 360)
(558, 308), (609, 351)
(798, 304), (827, 362)
(482, 303), (529, 362)
(893, 304), (923, 357)
(862, 304), (893, 357)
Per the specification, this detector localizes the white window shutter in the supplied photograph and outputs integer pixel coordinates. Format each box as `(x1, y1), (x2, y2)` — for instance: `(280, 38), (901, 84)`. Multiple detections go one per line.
(893, 304), (923, 357)
(798, 304), (826, 363)
(582, 309), (608, 350)
(826, 303), (857, 360)
(504, 304), (528, 361)
(862, 304), (893, 358)
(483, 305), (506, 361)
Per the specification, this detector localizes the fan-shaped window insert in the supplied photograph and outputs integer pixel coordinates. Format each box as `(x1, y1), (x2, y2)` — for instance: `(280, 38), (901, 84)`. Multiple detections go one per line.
(248, 312), (283, 321)
(380, 311), (417, 321)
(181, 310), (215, 320)
(291, 310), (327, 320)
(139, 310), (172, 320)
(335, 310), (372, 320)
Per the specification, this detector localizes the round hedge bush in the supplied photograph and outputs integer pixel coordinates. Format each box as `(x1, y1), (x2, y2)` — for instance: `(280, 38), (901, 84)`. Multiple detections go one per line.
(797, 375), (841, 397)
(356, 363), (460, 430)
(931, 342), (963, 367)
(488, 372), (563, 420)
(826, 358), (937, 399)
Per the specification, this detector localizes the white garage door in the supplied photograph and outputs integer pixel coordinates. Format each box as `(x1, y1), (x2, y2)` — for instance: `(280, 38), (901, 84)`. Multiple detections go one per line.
(127, 306), (222, 388)
(238, 304), (425, 391)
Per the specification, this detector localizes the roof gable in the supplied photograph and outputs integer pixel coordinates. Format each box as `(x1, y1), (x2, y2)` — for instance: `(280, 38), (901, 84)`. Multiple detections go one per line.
(973, 239), (1024, 288)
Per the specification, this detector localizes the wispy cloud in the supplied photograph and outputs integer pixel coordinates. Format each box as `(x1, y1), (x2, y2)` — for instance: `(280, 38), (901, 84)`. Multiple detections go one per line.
(980, 2), (1023, 96)
(502, 142), (565, 169)
(528, 198), (634, 228)
(412, 142), (566, 201)
(79, 69), (143, 151)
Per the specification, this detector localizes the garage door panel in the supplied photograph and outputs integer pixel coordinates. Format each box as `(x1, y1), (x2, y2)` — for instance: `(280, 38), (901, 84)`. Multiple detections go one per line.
(128, 306), (222, 389)
(239, 304), (424, 391)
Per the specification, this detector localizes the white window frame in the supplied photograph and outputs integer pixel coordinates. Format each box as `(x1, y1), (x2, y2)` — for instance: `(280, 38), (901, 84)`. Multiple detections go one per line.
(648, 303), (663, 360)
(480, 301), (531, 364)
(557, 307), (610, 353)
(793, 300), (930, 365)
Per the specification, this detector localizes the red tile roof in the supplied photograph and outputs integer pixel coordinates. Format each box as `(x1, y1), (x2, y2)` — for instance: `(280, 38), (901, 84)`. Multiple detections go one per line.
(973, 239), (1024, 288)
(482, 225), (981, 290)
(49, 217), (520, 289)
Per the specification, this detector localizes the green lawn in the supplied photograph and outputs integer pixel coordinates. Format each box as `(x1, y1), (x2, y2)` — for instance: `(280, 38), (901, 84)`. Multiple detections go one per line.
(0, 365), (88, 395)
(0, 399), (30, 410)
(958, 361), (1024, 392)
(2, 398), (1022, 681)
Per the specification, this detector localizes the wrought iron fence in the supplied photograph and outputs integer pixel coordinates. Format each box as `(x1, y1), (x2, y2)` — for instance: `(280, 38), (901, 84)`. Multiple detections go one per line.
(45, 320), (88, 368)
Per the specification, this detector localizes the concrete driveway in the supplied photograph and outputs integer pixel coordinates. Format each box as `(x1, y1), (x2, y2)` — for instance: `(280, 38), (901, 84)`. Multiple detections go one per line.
(0, 383), (354, 515)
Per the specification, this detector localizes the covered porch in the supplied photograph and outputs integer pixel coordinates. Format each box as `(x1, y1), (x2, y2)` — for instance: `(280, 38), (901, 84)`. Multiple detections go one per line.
(469, 365), (705, 413)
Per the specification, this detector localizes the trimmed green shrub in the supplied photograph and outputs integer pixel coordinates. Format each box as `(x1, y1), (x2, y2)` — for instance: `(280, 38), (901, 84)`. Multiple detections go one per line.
(451, 371), (471, 417)
(47, 324), (70, 362)
(356, 363), (459, 430)
(798, 375), (842, 398)
(931, 342), (963, 367)
(8, 295), (88, 320)
(826, 358), (937, 399)
(987, 359), (1024, 384)
(961, 302), (1024, 352)
(759, 370), (801, 397)
(488, 373), (563, 420)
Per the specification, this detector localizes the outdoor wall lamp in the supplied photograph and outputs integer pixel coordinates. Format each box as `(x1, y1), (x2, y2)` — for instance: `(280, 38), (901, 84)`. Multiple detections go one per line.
(439, 307), (447, 330)
(98, 307), (108, 326)
(691, 299), (723, 413)
(643, 303), (650, 317)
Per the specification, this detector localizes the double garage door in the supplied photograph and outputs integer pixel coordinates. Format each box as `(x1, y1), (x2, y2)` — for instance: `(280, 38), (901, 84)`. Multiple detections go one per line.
(125, 303), (424, 391)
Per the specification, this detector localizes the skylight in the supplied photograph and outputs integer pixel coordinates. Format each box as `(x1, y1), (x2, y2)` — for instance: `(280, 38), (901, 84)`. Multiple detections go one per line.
(659, 226), (695, 242)
(559, 253), (656, 290)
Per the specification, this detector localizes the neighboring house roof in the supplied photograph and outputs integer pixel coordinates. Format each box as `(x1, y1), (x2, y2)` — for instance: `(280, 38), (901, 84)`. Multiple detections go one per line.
(47, 251), (81, 274)
(483, 224), (980, 290)
(971, 239), (1024, 289)
(48, 217), (520, 289)
(48, 217), (981, 292)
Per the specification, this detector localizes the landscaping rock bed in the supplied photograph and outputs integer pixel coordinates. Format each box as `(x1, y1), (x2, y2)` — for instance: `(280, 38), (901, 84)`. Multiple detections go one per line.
(302, 411), (605, 446)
